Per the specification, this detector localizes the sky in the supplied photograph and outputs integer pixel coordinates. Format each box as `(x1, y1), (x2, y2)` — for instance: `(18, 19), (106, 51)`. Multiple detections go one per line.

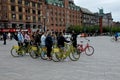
(74, 0), (120, 22)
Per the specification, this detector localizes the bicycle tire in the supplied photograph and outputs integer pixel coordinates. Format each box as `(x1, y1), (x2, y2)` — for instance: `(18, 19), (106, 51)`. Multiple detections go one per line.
(117, 38), (120, 42)
(110, 37), (115, 42)
(11, 48), (23, 57)
(52, 52), (61, 62)
(71, 48), (80, 61)
(27, 46), (32, 53)
(40, 51), (47, 60)
(29, 50), (38, 59)
(85, 46), (94, 56)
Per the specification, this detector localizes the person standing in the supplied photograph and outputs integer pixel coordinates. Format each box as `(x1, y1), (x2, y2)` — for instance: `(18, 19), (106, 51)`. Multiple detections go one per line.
(71, 30), (77, 48)
(45, 32), (53, 60)
(41, 32), (47, 58)
(3, 32), (7, 45)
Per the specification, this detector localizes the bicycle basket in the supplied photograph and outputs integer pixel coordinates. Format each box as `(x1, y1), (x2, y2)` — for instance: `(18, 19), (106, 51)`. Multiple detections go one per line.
(53, 48), (60, 53)
(31, 46), (37, 50)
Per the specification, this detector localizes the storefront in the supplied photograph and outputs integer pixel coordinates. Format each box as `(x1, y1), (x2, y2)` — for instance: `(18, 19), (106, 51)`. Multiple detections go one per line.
(0, 28), (31, 33)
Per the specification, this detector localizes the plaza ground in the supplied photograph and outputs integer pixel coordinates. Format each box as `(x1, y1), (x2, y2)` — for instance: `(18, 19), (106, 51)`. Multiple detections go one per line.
(0, 36), (120, 80)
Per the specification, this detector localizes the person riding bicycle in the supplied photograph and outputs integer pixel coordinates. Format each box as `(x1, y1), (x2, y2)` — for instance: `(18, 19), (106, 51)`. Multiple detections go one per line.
(115, 32), (119, 41)
(57, 32), (70, 51)
(17, 30), (24, 46)
(24, 31), (31, 47)
(34, 29), (42, 46)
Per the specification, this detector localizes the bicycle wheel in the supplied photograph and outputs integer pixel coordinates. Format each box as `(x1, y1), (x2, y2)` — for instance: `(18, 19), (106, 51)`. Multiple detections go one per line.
(29, 46), (39, 59)
(52, 52), (61, 62)
(110, 37), (115, 42)
(40, 51), (47, 60)
(117, 37), (120, 42)
(29, 50), (38, 59)
(27, 46), (32, 53)
(11, 48), (19, 57)
(11, 48), (24, 57)
(70, 48), (80, 61)
(85, 46), (94, 56)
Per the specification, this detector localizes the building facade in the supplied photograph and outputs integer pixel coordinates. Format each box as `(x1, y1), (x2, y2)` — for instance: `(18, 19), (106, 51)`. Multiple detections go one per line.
(0, 0), (113, 33)
(42, 0), (81, 32)
(0, 0), (81, 32)
(80, 7), (98, 27)
(0, 0), (44, 32)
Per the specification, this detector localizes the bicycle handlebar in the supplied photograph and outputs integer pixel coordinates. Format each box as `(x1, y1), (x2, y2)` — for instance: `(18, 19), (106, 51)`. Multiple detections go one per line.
(80, 38), (90, 43)
(84, 38), (90, 41)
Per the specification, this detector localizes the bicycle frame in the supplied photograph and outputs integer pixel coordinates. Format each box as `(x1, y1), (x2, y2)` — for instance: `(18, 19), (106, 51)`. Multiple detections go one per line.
(77, 42), (89, 52)
(77, 39), (94, 56)
(77, 38), (90, 52)
(29, 44), (47, 59)
(11, 41), (33, 57)
(52, 42), (79, 62)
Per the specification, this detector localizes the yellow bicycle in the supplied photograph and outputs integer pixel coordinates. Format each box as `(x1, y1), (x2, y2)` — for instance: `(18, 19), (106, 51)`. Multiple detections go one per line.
(11, 41), (33, 57)
(52, 42), (80, 62)
(29, 44), (47, 60)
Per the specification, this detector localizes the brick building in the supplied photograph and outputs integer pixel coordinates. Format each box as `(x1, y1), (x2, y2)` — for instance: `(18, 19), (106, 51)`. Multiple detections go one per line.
(0, 0), (113, 33)
(42, 0), (81, 32)
(0, 0), (81, 32)
(0, 0), (44, 32)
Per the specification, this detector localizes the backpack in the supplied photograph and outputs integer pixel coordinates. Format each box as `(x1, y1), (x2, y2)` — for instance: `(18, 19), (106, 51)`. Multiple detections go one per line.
(35, 34), (41, 43)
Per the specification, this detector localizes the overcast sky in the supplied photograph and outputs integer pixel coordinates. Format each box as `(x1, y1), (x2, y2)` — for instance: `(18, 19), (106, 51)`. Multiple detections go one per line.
(74, 0), (120, 22)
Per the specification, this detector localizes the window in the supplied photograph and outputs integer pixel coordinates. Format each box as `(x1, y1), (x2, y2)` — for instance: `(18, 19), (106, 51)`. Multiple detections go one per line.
(37, 3), (40, 8)
(38, 10), (40, 15)
(25, 1), (30, 6)
(26, 16), (30, 20)
(38, 17), (40, 21)
(33, 16), (36, 22)
(32, 2), (36, 7)
(18, 0), (22, 4)
(11, 5), (15, 11)
(10, 0), (15, 3)
(19, 14), (23, 20)
(25, 8), (30, 13)
(18, 7), (22, 12)
(32, 10), (36, 14)
(12, 23), (16, 28)
(33, 25), (36, 29)
(11, 14), (16, 19)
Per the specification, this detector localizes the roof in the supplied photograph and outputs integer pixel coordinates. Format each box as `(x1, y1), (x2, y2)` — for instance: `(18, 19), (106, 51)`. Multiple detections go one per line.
(45, 0), (64, 7)
(80, 7), (93, 14)
(45, 0), (80, 11)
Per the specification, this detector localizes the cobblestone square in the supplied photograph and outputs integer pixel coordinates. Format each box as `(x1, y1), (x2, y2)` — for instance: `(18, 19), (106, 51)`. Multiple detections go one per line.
(0, 36), (120, 80)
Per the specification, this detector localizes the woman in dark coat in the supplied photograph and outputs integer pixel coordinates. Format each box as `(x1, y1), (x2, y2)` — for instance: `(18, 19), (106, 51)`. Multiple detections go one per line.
(45, 32), (53, 60)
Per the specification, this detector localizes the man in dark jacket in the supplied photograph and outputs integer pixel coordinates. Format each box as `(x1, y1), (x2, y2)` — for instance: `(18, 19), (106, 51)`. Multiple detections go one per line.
(71, 30), (77, 48)
(45, 32), (53, 60)
(3, 32), (7, 45)
(57, 32), (70, 48)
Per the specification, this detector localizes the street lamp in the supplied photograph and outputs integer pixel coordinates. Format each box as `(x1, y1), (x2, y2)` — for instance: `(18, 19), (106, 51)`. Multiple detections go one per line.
(43, 16), (46, 32)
